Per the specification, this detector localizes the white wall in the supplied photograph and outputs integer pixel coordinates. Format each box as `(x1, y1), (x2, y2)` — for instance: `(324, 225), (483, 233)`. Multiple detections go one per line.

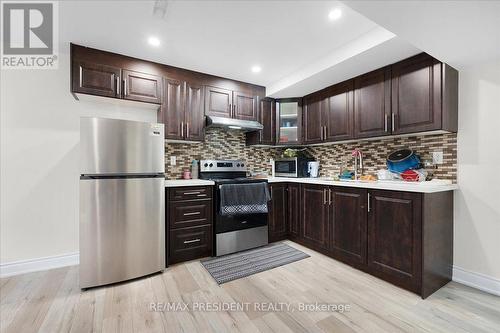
(0, 43), (157, 266)
(454, 60), (500, 282)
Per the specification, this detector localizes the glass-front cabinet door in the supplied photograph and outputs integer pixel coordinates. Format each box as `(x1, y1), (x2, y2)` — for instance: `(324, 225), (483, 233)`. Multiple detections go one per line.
(276, 98), (302, 145)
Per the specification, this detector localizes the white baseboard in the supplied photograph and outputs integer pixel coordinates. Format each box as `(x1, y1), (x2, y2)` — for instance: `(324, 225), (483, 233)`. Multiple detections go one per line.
(0, 252), (79, 278)
(453, 265), (500, 296)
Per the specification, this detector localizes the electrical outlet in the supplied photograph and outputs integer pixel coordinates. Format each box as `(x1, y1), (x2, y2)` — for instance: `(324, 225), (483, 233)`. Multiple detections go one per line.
(432, 151), (443, 165)
(170, 156), (176, 166)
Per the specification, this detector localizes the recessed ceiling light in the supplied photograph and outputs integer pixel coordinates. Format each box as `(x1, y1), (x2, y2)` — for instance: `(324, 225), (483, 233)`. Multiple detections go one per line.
(148, 36), (161, 47)
(251, 65), (262, 73)
(328, 8), (342, 21)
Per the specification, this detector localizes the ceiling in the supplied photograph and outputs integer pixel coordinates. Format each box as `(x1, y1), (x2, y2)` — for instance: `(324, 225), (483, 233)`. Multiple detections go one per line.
(342, 1), (500, 70)
(61, 1), (421, 97)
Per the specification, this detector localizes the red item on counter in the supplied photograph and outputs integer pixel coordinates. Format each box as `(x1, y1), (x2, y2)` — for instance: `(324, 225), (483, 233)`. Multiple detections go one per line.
(401, 170), (420, 182)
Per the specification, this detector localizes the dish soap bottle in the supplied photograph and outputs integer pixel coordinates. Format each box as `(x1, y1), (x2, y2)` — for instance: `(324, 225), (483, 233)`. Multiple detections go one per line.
(191, 160), (199, 179)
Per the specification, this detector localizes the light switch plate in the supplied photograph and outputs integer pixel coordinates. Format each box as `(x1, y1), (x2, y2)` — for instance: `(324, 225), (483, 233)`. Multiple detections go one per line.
(432, 151), (444, 164)
(170, 156), (176, 166)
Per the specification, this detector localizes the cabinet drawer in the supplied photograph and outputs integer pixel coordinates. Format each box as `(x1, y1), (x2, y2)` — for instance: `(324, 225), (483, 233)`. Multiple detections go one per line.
(169, 186), (212, 201)
(169, 200), (212, 229)
(169, 225), (212, 264)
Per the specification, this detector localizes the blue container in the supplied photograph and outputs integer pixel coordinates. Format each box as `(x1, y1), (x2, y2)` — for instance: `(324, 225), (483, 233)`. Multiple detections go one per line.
(386, 149), (421, 173)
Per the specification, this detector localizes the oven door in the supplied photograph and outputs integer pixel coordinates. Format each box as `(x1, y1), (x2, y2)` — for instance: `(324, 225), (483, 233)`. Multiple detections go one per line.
(215, 182), (268, 234)
(274, 159), (297, 177)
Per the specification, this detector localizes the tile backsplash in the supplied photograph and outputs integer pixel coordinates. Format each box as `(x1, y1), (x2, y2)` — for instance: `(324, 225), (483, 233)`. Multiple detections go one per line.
(307, 133), (457, 181)
(165, 129), (457, 182)
(165, 128), (276, 179)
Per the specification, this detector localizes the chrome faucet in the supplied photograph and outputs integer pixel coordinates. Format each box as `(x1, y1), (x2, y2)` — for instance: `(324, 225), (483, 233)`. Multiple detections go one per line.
(352, 149), (364, 180)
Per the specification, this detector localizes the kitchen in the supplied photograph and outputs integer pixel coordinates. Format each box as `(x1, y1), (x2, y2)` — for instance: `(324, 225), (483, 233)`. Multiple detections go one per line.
(1, 1), (500, 333)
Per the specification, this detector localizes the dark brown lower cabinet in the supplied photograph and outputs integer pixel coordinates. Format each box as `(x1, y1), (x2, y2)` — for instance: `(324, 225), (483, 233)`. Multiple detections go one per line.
(268, 184), (288, 242)
(167, 186), (213, 265)
(329, 187), (368, 267)
(268, 182), (453, 298)
(169, 225), (212, 265)
(287, 184), (301, 238)
(367, 190), (422, 293)
(301, 184), (330, 251)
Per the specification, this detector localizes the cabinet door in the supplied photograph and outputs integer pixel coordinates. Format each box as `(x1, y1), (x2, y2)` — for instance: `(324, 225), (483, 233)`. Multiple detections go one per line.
(303, 95), (325, 144)
(205, 86), (232, 118)
(325, 81), (354, 141)
(367, 190), (422, 293)
(122, 69), (162, 104)
(354, 68), (391, 138)
(268, 184), (287, 242)
(330, 187), (367, 266)
(72, 61), (121, 98)
(392, 54), (442, 134)
(301, 184), (329, 250)
(260, 98), (276, 145)
(234, 91), (258, 121)
(288, 184), (300, 238)
(163, 78), (185, 140)
(185, 83), (205, 141)
(277, 99), (303, 145)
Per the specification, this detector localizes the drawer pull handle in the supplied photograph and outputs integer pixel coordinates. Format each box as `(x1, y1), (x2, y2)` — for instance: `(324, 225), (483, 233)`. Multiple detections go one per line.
(183, 191), (201, 195)
(196, 194), (207, 197)
(184, 238), (201, 244)
(183, 212), (201, 216)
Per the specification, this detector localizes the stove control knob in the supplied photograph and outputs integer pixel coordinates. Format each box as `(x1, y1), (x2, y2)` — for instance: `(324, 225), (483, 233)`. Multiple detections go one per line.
(209, 163), (213, 167)
(241, 163), (245, 167)
(204, 163), (208, 167)
(236, 163), (240, 167)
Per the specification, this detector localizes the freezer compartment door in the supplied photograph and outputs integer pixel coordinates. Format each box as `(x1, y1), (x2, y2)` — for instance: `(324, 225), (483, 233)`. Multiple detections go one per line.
(80, 117), (164, 175)
(79, 177), (165, 288)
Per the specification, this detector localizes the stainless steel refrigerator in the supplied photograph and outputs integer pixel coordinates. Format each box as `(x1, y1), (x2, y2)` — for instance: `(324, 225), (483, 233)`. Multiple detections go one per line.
(79, 117), (165, 289)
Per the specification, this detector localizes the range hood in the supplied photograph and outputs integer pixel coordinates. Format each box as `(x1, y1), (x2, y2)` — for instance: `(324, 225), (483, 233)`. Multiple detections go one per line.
(205, 116), (263, 132)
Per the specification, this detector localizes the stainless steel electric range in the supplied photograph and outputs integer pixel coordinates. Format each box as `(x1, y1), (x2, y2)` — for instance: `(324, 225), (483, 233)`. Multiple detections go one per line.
(199, 160), (269, 256)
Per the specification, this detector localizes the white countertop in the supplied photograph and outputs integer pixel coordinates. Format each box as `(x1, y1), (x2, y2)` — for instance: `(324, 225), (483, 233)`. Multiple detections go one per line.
(165, 179), (215, 187)
(266, 177), (458, 193)
(164, 177), (457, 193)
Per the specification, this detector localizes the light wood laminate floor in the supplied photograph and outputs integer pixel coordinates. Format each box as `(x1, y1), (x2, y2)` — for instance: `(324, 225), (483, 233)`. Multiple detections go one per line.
(1, 241), (499, 333)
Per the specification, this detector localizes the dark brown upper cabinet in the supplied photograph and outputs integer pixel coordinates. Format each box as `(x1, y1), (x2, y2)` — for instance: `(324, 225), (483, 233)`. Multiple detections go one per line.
(205, 86), (233, 118)
(205, 87), (258, 121)
(276, 98), (303, 145)
(391, 53), (458, 134)
(233, 91), (257, 121)
(325, 80), (354, 141)
(71, 44), (265, 127)
(354, 67), (392, 139)
(122, 70), (162, 104)
(72, 61), (121, 98)
(367, 190), (422, 294)
(303, 80), (354, 144)
(72, 61), (162, 105)
(303, 94), (327, 144)
(162, 78), (185, 140)
(329, 187), (367, 267)
(246, 97), (276, 146)
(162, 79), (205, 142)
(185, 82), (205, 141)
